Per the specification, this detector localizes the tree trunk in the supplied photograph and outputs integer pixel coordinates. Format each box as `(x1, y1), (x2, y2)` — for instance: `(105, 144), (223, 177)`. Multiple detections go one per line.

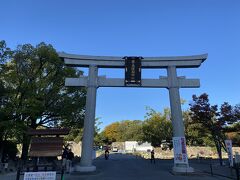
(215, 140), (223, 166)
(0, 139), (3, 169)
(0, 134), (7, 168)
(21, 120), (37, 162)
(21, 134), (31, 162)
(0, 135), (3, 161)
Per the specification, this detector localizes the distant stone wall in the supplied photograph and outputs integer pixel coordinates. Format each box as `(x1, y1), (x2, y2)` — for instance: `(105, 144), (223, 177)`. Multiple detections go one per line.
(187, 146), (240, 159)
(135, 146), (240, 159)
(67, 141), (82, 157)
(66, 141), (103, 158)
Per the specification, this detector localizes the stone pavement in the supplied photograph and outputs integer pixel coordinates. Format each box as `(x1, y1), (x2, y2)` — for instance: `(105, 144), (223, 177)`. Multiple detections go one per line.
(0, 153), (233, 180)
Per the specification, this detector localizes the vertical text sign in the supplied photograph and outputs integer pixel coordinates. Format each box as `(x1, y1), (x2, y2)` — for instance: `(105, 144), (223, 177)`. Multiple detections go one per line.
(173, 137), (188, 164)
(124, 57), (142, 85)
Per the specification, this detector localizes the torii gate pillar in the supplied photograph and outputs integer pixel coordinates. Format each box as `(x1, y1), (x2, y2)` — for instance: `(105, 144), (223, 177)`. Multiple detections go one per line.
(75, 65), (98, 172)
(168, 66), (194, 172)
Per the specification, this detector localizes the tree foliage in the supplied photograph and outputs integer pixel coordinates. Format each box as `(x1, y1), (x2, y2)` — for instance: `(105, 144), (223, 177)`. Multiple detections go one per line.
(0, 40), (15, 160)
(184, 110), (214, 146)
(3, 43), (86, 129)
(189, 93), (240, 165)
(101, 108), (172, 147)
(102, 120), (144, 143)
(0, 41), (86, 159)
(142, 107), (172, 147)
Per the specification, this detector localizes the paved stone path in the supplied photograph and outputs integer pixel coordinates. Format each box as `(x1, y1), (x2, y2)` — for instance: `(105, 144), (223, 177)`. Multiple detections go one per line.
(0, 153), (230, 180)
(66, 153), (228, 180)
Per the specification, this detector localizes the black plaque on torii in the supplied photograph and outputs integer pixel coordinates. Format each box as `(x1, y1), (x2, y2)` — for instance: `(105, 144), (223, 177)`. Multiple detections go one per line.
(124, 56), (143, 86)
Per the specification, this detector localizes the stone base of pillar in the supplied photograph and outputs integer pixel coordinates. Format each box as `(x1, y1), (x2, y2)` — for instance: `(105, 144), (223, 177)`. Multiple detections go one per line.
(74, 165), (96, 172)
(172, 165), (194, 173)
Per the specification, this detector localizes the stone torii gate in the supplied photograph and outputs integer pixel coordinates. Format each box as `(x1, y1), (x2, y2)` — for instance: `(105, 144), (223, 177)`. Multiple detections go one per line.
(59, 52), (207, 173)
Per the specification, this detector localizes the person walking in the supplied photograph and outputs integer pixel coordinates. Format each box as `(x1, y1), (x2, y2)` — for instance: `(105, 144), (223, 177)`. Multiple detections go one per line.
(62, 147), (68, 171)
(66, 149), (74, 173)
(105, 147), (109, 160)
(150, 149), (155, 164)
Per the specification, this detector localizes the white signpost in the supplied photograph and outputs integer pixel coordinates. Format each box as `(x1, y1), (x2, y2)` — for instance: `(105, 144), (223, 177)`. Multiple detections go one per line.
(24, 171), (56, 180)
(225, 139), (233, 167)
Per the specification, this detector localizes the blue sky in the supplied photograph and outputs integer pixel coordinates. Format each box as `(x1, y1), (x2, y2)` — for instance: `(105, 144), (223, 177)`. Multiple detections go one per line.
(1, 0), (240, 130)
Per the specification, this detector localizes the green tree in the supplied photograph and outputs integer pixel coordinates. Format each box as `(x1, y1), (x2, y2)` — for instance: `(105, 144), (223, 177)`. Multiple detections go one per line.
(103, 122), (121, 142)
(184, 110), (214, 146)
(101, 120), (144, 143)
(0, 40), (14, 160)
(1, 42), (86, 160)
(94, 131), (109, 146)
(189, 93), (239, 165)
(0, 40), (12, 63)
(142, 107), (172, 147)
(122, 120), (144, 141)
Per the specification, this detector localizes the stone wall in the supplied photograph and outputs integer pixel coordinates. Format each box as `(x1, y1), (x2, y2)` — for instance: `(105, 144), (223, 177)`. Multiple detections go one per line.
(134, 146), (240, 159)
(67, 141), (82, 157)
(67, 141), (103, 158)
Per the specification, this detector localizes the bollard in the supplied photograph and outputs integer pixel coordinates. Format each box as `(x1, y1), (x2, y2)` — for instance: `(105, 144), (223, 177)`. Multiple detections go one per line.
(61, 167), (64, 180)
(209, 158), (213, 176)
(33, 166), (38, 172)
(16, 167), (21, 180)
(210, 163), (213, 176)
(230, 166), (233, 176)
(235, 163), (239, 180)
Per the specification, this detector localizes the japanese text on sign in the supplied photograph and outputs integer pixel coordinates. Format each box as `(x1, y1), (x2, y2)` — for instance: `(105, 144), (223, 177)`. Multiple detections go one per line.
(124, 57), (142, 85)
(24, 171), (56, 180)
(173, 137), (188, 164)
